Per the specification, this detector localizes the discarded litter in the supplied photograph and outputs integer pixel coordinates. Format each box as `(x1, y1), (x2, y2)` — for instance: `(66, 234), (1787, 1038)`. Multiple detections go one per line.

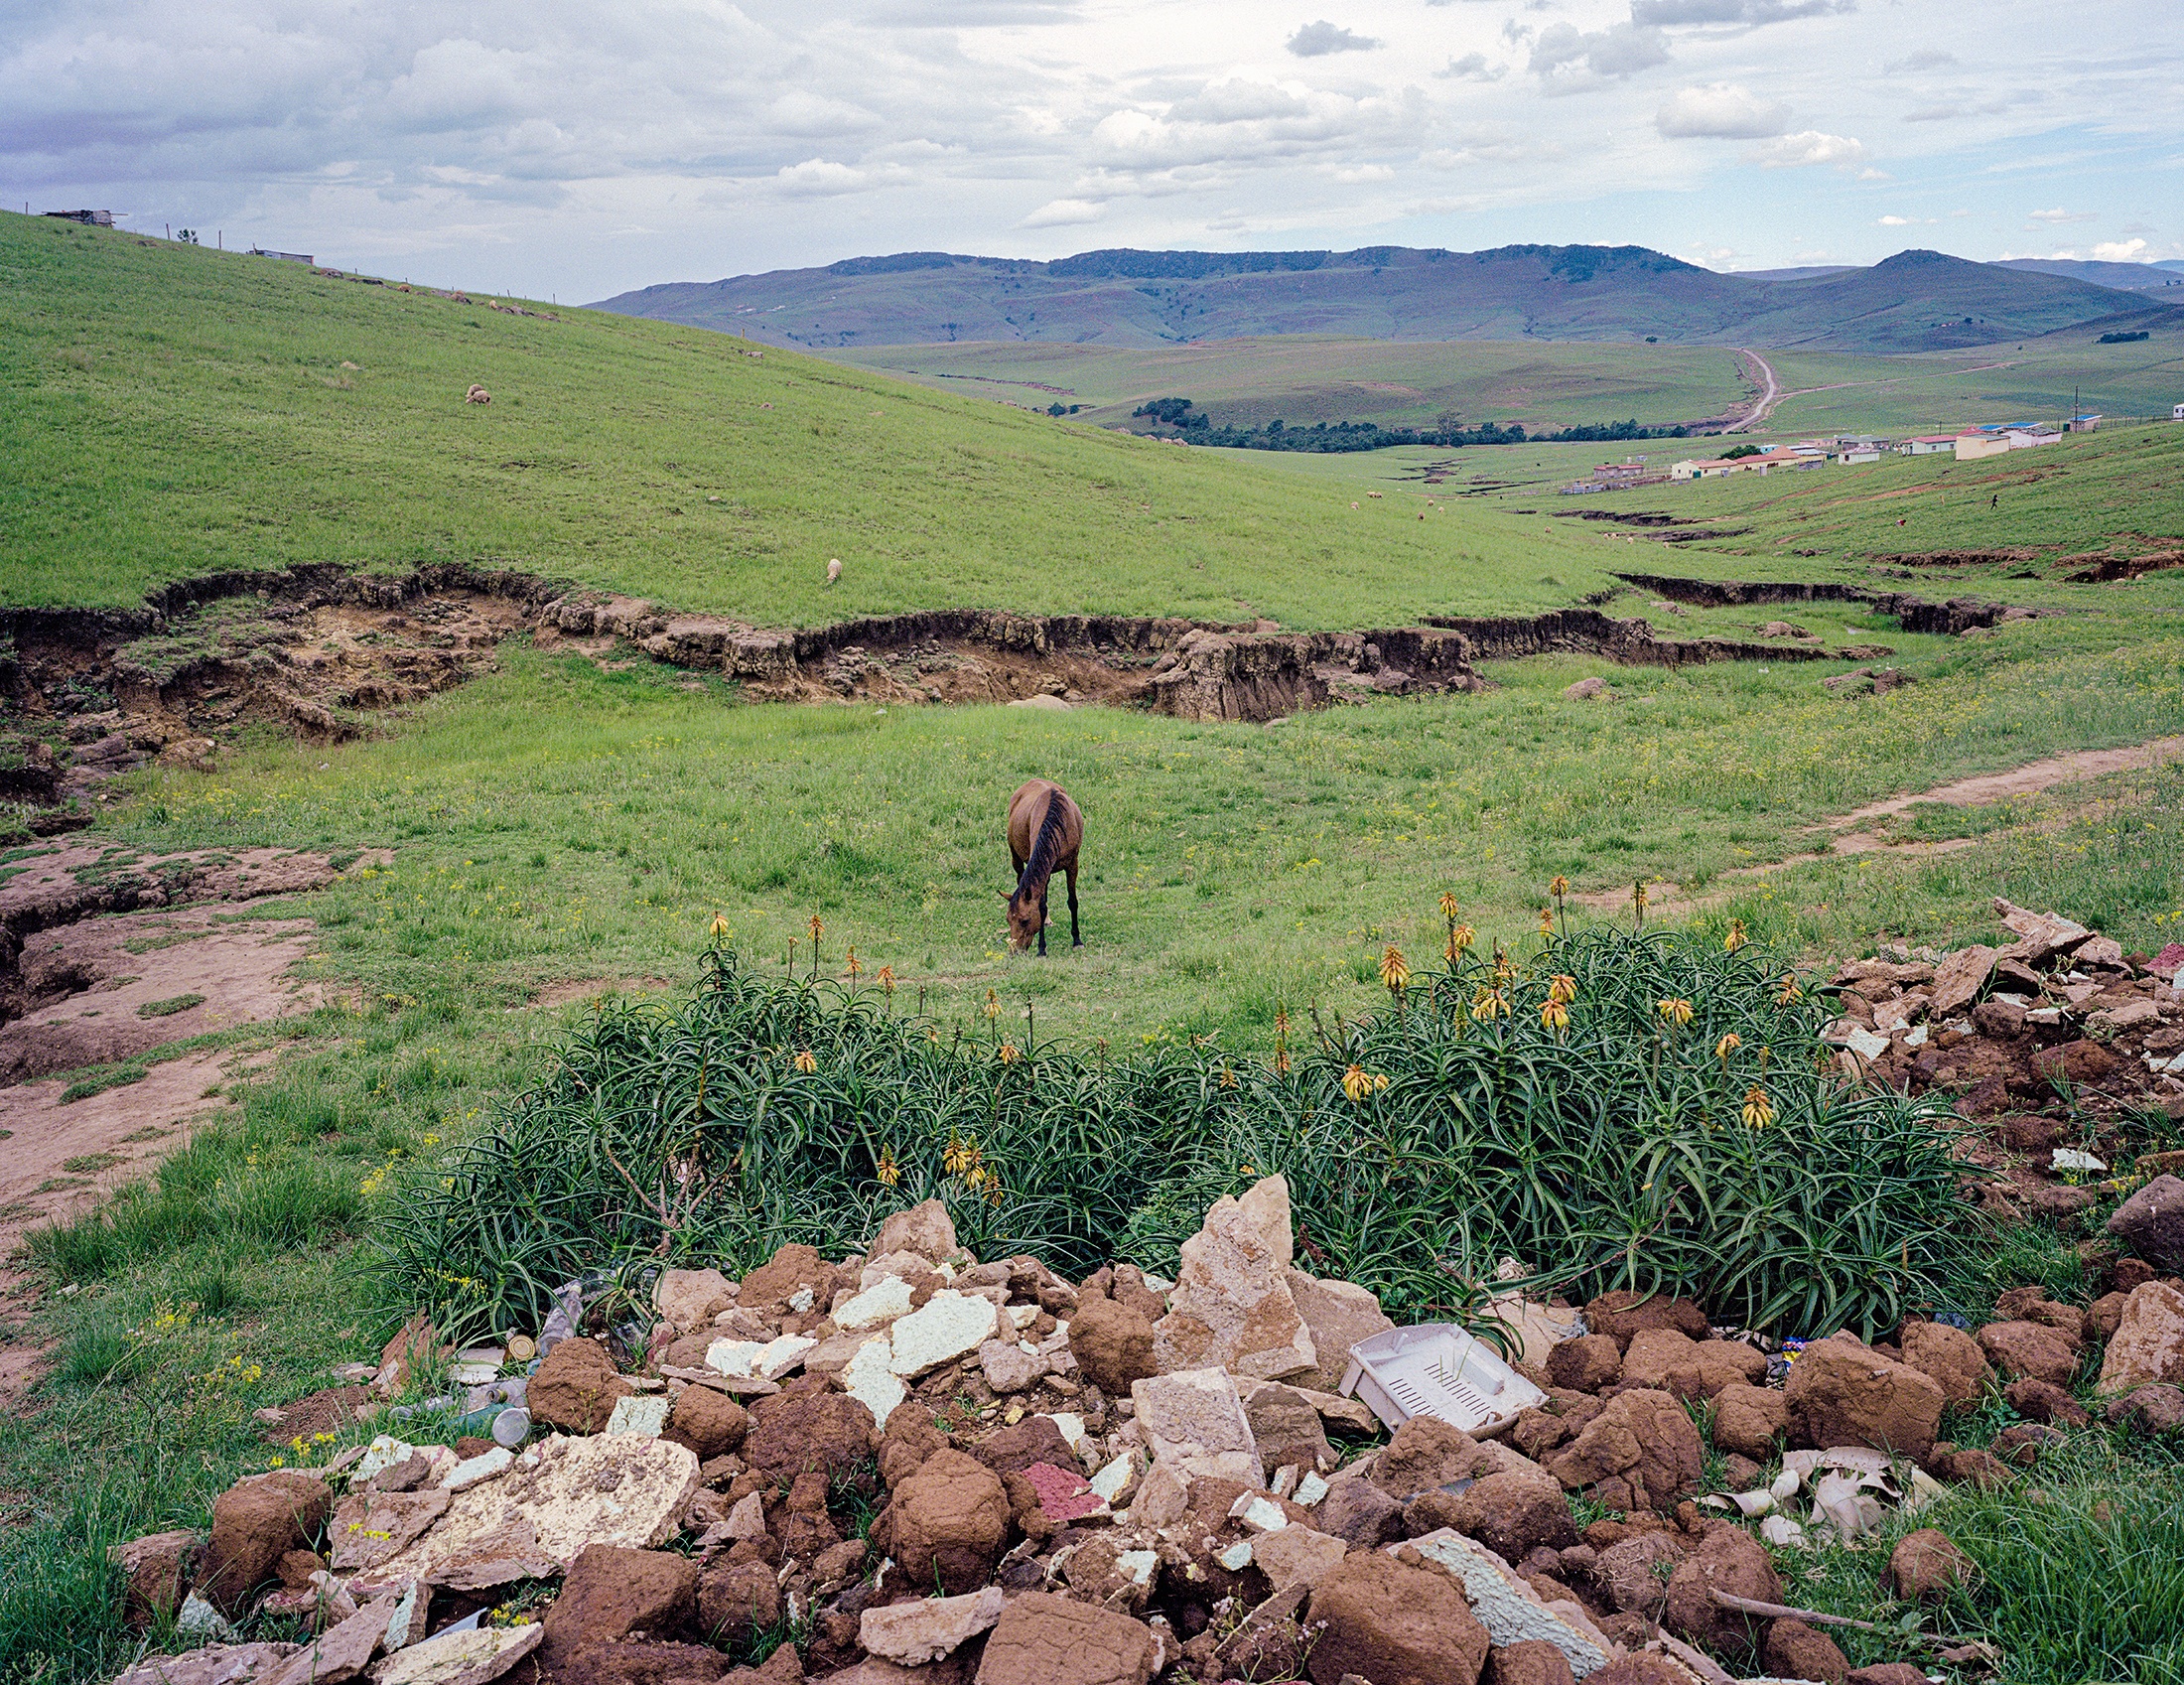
(1339, 1322), (1546, 1436)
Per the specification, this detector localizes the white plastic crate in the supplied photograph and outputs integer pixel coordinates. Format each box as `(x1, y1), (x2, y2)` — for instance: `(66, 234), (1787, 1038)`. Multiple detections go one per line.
(1339, 1322), (1547, 1437)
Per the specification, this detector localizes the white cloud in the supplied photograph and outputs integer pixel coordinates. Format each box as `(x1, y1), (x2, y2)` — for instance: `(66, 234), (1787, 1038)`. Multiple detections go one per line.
(1883, 49), (1955, 73)
(1528, 21), (1670, 87)
(2093, 237), (2147, 261)
(1746, 129), (1864, 167)
(1877, 213), (1910, 225)
(1436, 53), (1504, 81)
(1633, 0), (1855, 24)
(1287, 21), (1378, 57)
(1655, 82), (1790, 139)
(1020, 196), (1103, 226)
(774, 158), (875, 197)
(2027, 207), (2095, 224)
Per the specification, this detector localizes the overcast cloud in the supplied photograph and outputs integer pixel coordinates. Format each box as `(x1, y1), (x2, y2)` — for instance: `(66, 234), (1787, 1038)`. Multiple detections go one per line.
(3, 0), (2177, 300)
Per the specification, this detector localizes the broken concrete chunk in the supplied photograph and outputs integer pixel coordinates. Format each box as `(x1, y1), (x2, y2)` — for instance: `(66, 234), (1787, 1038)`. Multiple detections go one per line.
(111, 1645), (302, 1685)
(262, 1593), (401, 1685)
(889, 1290), (1000, 1378)
(1252, 1525), (1349, 1589)
(833, 1276), (915, 1332)
(369, 1435), (700, 1586)
(860, 1585), (1006, 1665)
(1284, 1270), (1396, 1393)
(1153, 1176), (1316, 1381)
(704, 1334), (816, 1381)
(1131, 1368), (1263, 1485)
(442, 1449), (513, 1493)
(841, 1334), (908, 1425)
(1929, 945), (1998, 1017)
(372, 1620), (542, 1685)
(1404, 1528), (1613, 1678)
(604, 1395), (672, 1439)
(1994, 899), (2093, 964)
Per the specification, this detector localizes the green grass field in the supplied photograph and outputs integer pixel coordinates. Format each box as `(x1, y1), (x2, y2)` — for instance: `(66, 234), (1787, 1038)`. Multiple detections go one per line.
(11, 211), (2184, 1685)
(0, 214), (1604, 627)
(825, 336), (1755, 433)
(826, 328), (2183, 443)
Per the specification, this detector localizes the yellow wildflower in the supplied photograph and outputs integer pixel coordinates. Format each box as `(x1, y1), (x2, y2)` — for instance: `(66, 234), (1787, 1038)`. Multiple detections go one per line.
(1740, 1085), (1775, 1129)
(1658, 998), (1694, 1026)
(1342, 1064), (1375, 1102)
(1715, 1033), (1742, 1063)
(1724, 919), (1748, 952)
(791, 1050), (818, 1074)
(1379, 945), (1411, 993)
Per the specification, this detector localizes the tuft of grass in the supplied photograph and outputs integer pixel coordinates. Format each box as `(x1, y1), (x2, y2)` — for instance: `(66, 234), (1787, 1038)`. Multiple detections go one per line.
(136, 993), (206, 1020)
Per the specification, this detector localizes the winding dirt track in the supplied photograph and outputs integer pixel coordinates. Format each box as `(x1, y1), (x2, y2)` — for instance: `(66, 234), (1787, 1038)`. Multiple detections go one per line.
(1724, 349), (1782, 433)
(1572, 734), (2184, 916)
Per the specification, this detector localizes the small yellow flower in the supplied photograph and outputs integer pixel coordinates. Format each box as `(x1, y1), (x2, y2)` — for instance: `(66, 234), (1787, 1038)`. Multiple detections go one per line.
(808, 913), (825, 942)
(1658, 998), (1694, 1026)
(1542, 999), (1569, 1032)
(1548, 974), (1576, 1005)
(1342, 1064), (1376, 1102)
(1471, 987), (1509, 1020)
(1723, 919), (1748, 952)
(1548, 875), (1570, 899)
(1777, 972), (1802, 1005)
(708, 912), (730, 943)
(877, 965), (896, 998)
(876, 1147), (899, 1188)
(983, 988), (1001, 1022)
(1379, 945), (1411, 993)
(791, 1049), (818, 1074)
(844, 946), (863, 979)
(1740, 1085), (1775, 1129)
(1715, 1032), (1742, 1063)
(1240, 1162), (1257, 1178)
(1438, 891), (1461, 921)
(1538, 907), (1553, 938)
(997, 1041), (1021, 1064)
(1274, 1047), (1293, 1075)
(1219, 1063), (1238, 1089)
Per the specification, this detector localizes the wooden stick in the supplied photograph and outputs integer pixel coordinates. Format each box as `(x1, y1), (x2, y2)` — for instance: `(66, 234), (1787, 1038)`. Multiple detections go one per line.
(1710, 1589), (1885, 1633)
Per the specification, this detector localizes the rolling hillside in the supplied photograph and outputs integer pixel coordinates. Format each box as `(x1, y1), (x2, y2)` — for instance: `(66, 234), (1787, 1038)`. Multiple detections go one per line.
(0, 211), (1607, 626)
(596, 243), (2180, 356)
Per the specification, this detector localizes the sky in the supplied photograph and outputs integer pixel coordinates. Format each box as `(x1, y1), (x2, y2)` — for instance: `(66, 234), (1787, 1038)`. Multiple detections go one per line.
(3, 0), (2178, 302)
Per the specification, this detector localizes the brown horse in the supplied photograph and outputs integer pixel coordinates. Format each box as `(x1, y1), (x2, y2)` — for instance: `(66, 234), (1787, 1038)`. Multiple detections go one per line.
(1004, 778), (1084, 955)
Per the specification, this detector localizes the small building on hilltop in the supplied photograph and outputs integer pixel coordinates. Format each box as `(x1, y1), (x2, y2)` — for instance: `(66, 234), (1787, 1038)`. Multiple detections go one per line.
(1954, 434), (2012, 462)
(1901, 435), (1957, 455)
(43, 209), (112, 226)
(247, 247), (315, 264)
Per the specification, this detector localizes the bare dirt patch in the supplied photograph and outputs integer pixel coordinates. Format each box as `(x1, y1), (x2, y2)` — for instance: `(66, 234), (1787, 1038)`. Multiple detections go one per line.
(1832, 736), (2184, 829)
(0, 908), (320, 1085)
(0, 1047), (269, 1262)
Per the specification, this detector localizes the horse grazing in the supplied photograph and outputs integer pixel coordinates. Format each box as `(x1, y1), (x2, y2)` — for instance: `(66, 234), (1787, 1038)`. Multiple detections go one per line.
(1004, 778), (1084, 955)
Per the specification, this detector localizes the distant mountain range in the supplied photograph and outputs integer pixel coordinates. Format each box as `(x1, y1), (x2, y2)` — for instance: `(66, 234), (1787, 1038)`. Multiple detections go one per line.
(594, 244), (2183, 356)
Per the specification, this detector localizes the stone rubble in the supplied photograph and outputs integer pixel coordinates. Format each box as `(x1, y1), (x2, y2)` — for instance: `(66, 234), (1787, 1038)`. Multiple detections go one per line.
(112, 1140), (2184, 1685)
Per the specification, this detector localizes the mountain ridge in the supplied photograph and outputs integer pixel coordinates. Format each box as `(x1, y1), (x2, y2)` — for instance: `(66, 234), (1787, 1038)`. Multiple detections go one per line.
(594, 242), (2181, 356)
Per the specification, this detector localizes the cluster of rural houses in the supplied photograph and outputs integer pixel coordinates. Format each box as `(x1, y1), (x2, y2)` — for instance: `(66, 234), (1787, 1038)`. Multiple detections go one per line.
(1573, 414), (2114, 492)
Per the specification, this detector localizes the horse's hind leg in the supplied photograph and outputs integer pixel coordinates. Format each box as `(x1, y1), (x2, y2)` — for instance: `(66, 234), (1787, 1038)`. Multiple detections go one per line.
(1037, 885), (1049, 957)
(1066, 865), (1082, 946)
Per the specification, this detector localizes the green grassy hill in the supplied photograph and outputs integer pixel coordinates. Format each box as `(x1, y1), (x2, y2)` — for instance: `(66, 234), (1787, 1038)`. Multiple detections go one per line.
(597, 242), (2179, 355)
(828, 336), (1754, 433)
(0, 213), (1608, 625)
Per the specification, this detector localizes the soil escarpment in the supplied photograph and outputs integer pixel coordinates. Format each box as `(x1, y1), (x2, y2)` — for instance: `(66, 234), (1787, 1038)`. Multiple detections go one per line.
(0, 563), (2017, 820)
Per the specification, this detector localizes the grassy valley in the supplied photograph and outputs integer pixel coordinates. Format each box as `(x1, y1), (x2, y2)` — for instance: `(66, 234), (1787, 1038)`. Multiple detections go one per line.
(10, 211), (2184, 1685)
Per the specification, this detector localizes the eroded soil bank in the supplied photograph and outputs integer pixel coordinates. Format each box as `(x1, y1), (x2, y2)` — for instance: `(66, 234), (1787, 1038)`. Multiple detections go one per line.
(0, 561), (2025, 824)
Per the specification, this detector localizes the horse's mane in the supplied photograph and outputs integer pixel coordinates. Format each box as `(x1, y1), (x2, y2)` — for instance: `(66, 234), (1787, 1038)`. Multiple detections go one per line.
(1013, 792), (1070, 901)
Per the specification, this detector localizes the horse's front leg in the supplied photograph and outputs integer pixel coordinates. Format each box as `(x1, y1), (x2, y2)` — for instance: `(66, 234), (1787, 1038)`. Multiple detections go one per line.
(1066, 866), (1082, 946)
(1037, 885), (1049, 957)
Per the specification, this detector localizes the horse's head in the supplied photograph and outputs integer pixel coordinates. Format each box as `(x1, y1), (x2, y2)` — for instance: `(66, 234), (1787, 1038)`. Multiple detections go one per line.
(1002, 889), (1043, 951)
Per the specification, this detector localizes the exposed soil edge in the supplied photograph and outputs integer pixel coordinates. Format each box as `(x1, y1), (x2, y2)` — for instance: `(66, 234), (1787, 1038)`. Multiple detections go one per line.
(1611, 571), (2051, 636)
(0, 563), (2036, 788)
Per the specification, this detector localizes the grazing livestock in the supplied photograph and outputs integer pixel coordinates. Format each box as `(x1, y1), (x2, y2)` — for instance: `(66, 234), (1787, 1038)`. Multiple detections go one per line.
(827, 557), (843, 586)
(466, 384), (491, 404)
(1003, 779), (1084, 956)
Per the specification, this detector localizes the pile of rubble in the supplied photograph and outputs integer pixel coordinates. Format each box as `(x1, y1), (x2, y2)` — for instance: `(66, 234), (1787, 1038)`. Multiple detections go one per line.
(111, 1173), (2184, 1685)
(1821, 897), (2184, 1223)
